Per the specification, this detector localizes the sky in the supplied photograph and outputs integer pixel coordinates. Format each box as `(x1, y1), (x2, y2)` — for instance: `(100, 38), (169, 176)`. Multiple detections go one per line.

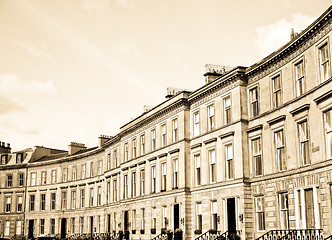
(0, 0), (330, 152)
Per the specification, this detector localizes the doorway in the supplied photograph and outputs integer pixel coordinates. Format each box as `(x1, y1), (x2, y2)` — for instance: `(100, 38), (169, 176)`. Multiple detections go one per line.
(90, 217), (94, 235)
(28, 219), (34, 239)
(227, 198), (236, 234)
(107, 214), (111, 233)
(124, 211), (129, 231)
(174, 204), (180, 230)
(305, 189), (315, 228)
(60, 218), (67, 239)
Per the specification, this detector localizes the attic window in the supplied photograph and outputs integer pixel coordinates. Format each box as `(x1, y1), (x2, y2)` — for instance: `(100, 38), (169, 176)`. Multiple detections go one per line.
(1, 155), (8, 164)
(16, 153), (23, 163)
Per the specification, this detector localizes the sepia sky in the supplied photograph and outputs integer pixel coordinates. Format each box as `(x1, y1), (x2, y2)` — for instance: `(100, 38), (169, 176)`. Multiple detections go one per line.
(0, 0), (331, 151)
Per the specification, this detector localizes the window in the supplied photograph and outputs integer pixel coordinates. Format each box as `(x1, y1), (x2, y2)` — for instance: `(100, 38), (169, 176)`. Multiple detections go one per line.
(51, 192), (56, 210)
(113, 179), (117, 202)
(50, 219), (55, 235)
(62, 191), (67, 210)
(132, 172), (136, 198)
(207, 105), (215, 131)
(250, 87), (259, 117)
(324, 109), (332, 159)
(298, 120), (310, 165)
(1, 154), (8, 164)
(98, 161), (102, 175)
(7, 175), (12, 188)
(211, 201), (217, 230)
(151, 166), (156, 193)
(195, 154), (201, 186)
(161, 162), (167, 191)
(114, 150), (118, 167)
(140, 134), (145, 155)
(40, 219), (45, 235)
(152, 207), (157, 229)
(132, 210), (136, 231)
(72, 166), (77, 181)
(173, 158), (179, 189)
(319, 42), (330, 82)
(279, 193), (289, 230)
(196, 203), (202, 231)
(71, 191), (76, 209)
(161, 124), (167, 147)
(124, 174), (128, 199)
(107, 181), (110, 204)
(275, 129), (286, 171)
(162, 206), (167, 229)
(272, 75), (282, 108)
(252, 138), (263, 176)
(52, 169), (57, 183)
(141, 208), (145, 231)
(4, 221), (10, 236)
(124, 143), (128, 161)
(90, 162), (94, 177)
(16, 220), (22, 235)
(81, 164), (85, 180)
(41, 193), (46, 211)
(79, 217), (84, 234)
(19, 173), (24, 187)
(63, 167), (68, 182)
(193, 112), (200, 137)
(209, 149), (216, 183)
(172, 119), (178, 142)
(80, 189), (85, 208)
(107, 153), (111, 170)
(89, 188), (94, 207)
(295, 60), (305, 97)
(71, 218), (75, 234)
(132, 138), (137, 158)
(5, 196), (11, 213)
(31, 172), (36, 186)
(225, 144), (233, 180)
(16, 153), (23, 163)
(30, 194), (35, 211)
(17, 196), (23, 212)
(255, 196), (265, 231)
(41, 171), (46, 185)
(140, 169), (145, 196)
(224, 96), (231, 125)
(97, 186), (101, 206)
(151, 129), (156, 151)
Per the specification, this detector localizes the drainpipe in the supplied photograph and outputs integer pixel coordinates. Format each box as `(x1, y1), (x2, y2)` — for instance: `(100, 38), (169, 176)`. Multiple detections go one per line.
(23, 164), (28, 237)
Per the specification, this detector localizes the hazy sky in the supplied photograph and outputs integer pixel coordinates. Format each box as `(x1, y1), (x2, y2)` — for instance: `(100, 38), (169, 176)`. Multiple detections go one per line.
(0, 0), (331, 151)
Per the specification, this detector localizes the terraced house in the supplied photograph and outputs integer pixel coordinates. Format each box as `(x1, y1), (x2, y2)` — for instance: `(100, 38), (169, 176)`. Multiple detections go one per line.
(1, 5), (332, 240)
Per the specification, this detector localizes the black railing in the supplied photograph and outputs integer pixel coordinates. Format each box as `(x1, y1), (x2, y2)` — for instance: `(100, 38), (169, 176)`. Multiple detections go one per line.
(152, 232), (168, 240)
(256, 229), (323, 240)
(67, 232), (116, 240)
(279, 229), (323, 240)
(218, 230), (241, 240)
(195, 230), (222, 240)
(325, 235), (332, 240)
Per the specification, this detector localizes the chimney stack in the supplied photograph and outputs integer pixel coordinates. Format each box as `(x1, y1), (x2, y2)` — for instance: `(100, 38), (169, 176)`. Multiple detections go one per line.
(0, 141), (11, 154)
(68, 142), (86, 155)
(98, 135), (112, 147)
(165, 87), (183, 99)
(204, 64), (233, 84)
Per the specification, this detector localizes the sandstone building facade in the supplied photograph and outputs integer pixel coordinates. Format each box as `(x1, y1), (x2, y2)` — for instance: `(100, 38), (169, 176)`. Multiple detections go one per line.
(1, 5), (332, 240)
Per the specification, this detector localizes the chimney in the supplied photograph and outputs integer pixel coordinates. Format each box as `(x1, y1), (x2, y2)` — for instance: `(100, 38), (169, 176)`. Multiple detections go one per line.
(0, 141), (11, 154)
(98, 135), (112, 147)
(204, 64), (233, 84)
(165, 87), (183, 99)
(68, 142), (86, 155)
(143, 105), (154, 113)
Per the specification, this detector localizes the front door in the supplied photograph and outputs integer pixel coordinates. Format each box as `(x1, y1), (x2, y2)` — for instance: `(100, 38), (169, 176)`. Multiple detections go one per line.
(227, 198), (236, 234)
(61, 218), (67, 239)
(305, 189), (315, 228)
(90, 216), (94, 235)
(107, 214), (111, 233)
(124, 211), (129, 231)
(174, 204), (180, 230)
(28, 219), (34, 239)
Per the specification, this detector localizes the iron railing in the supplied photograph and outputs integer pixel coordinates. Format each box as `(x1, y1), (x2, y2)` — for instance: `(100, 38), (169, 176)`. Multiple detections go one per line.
(152, 232), (168, 240)
(325, 235), (332, 240)
(256, 229), (323, 240)
(195, 230), (222, 240)
(218, 230), (242, 240)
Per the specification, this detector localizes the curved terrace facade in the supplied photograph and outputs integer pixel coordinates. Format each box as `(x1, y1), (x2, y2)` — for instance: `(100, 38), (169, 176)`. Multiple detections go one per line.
(1, 5), (332, 240)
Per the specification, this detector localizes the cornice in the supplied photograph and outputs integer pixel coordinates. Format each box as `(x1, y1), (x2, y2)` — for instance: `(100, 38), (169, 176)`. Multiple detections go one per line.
(246, 7), (332, 82)
(246, 124), (263, 133)
(203, 138), (217, 145)
(267, 115), (286, 125)
(314, 89), (332, 104)
(289, 104), (310, 116)
(219, 131), (235, 140)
